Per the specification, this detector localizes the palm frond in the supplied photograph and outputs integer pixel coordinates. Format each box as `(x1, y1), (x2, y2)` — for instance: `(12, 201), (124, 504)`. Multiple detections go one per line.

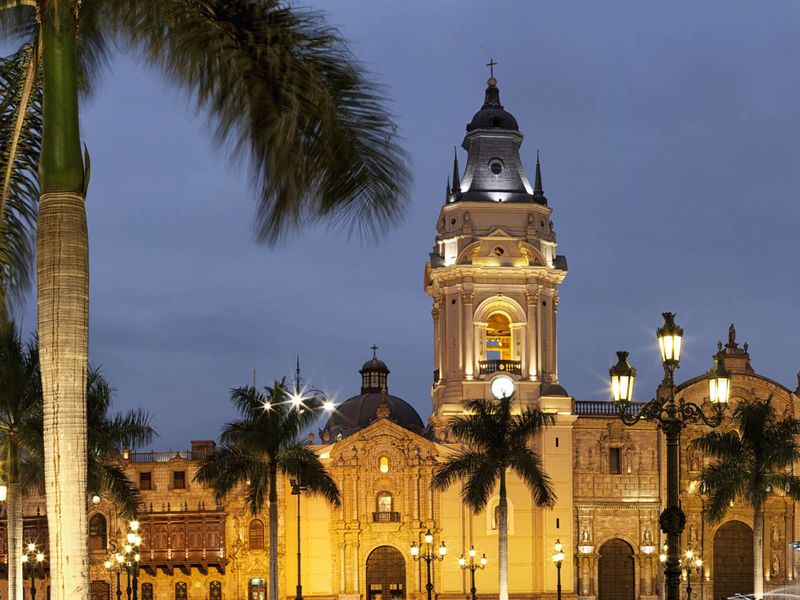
(105, 0), (410, 244)
(89, 459), (141, 518)
(194, 444), (264, 506)
(279, 442), (340, 506)
(0, 43), (40, 306)
(463, 456), (501, 512)
(508, 446), (556, 508)
(690, 430), (744, 462)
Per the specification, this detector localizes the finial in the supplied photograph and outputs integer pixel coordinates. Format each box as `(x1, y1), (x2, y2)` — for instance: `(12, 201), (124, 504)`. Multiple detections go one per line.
(446, 175), (451, 197)
(486, 58), (497, 86)
(371, 344), (379, 359)
(294, 356), (302, 394)
(452, 147), (461, 193)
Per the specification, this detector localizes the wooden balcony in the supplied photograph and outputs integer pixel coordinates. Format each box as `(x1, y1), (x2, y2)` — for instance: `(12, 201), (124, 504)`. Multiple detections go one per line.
(137, 510), (228, 575)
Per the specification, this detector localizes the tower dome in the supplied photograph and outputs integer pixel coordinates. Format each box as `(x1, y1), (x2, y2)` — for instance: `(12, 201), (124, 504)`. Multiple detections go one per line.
(466, 77), (520, 132)
(320, 349), (424, 441)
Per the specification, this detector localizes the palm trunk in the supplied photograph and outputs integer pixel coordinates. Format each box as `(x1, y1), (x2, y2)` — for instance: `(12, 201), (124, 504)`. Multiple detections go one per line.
(498, 470), (509, 600)
(754, 508), (764, 599)
(269, 466), (279, 600)
(6, 441), (23, 600)
(39, 3), (89, 600)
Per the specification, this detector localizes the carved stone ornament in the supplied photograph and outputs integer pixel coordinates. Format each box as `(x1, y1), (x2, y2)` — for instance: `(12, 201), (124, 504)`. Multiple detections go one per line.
(659, 506), (686, 536)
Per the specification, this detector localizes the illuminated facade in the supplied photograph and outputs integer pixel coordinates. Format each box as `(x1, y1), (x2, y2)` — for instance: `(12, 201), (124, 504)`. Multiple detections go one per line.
(2, 77), (799, 600)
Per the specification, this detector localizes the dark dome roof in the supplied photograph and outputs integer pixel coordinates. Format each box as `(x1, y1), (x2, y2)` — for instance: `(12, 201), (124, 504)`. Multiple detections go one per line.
(320, 392), (424, 441)
(361, 356), (388, 373)
(540, 382), (570, 397)
(467, 78), (519, 133)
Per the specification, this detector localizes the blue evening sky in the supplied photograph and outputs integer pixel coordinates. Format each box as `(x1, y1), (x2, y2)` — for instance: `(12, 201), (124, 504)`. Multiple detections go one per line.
(17, 2), (800, 448)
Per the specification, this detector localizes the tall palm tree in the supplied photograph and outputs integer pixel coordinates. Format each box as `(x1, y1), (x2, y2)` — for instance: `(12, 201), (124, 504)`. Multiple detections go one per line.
(431, 395), (556, 600)
(691, 397), (800, 599)
(0, 319), (42, 600)
(195, 380), (340, 600)
(0, 3), (408, 598)
(0, 320), (154, 600)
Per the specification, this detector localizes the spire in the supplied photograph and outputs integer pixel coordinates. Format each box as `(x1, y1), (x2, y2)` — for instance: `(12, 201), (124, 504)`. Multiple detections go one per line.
(294, 356), (302, 394)
(446, 176), (451, 197)
(452, 147), (461, 193)
(533, 150), (547, 205)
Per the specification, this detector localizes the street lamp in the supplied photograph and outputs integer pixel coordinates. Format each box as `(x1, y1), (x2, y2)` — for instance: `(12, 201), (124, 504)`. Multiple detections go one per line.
(609, 313), (730, 600)
(105, 550), (125, 600)
(291, 479), (309, 600)
(126, 520), (142, 600)
(22, 543), (44, 600)
(684, 549), (703, 600)
(411, 530), (447, 600)
(458, 546), (487, 600)
(552, 540), (565, 600)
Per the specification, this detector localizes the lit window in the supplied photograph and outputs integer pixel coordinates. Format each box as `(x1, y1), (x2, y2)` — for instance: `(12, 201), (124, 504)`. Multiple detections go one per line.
(377, 492), (393, 513)
(486, 313), (511, 360)
(379, 456), (390, 473)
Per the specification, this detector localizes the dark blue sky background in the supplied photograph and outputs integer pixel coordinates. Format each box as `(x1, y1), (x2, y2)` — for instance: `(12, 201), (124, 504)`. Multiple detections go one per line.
(17, 2), (800, 448)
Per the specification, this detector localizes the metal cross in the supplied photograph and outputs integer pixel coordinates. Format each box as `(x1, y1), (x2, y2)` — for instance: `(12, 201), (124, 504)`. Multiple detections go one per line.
(486, 58), (497, 78)
(371, 344), (379, 358)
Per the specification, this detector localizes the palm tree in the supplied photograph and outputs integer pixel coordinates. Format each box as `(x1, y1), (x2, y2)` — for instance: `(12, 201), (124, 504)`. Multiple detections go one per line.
(0, 3), (408, 597)
(83, 365), (157, 517)
(691, 397), (800, 599)
(431, 395), (556, 600)
(0, 319), (154, 600)
(195, 380), (340, 600)
(0, 319), (42, 600)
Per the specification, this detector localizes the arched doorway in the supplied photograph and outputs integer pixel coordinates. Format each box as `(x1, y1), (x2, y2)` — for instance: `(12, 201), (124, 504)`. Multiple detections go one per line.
(366, 546), (406, 600)
(714, 521), (754, 600)
(598, 539), (635, 600)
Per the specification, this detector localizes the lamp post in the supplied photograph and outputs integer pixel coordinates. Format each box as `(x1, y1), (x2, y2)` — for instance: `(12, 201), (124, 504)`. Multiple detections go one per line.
(684, 549), (703, 600)
(608, 313), (730, 600)
(552, 540), (565, 600)
(126, 520), (142, 600)
(411, 530), (447, 600)
(458, 546), (487, 600)
(291, 479), (308, 600)
(22, 543), (44, 600)
(105, 551), (125, 600)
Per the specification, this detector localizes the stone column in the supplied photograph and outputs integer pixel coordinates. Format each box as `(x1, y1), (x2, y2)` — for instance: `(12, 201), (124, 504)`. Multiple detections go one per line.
(525, 288), (539, 380)
(462, 289), (475, 380)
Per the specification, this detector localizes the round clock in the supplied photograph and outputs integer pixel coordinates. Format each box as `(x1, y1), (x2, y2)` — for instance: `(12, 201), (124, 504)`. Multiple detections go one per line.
(490, 375), (515, 399)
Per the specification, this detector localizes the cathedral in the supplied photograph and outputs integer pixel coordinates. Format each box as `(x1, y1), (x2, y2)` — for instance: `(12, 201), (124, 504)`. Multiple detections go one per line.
(4, 76), (800, 600)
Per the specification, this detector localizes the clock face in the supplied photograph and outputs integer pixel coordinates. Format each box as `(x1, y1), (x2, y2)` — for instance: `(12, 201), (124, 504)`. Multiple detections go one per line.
(490, 375), (515, 399)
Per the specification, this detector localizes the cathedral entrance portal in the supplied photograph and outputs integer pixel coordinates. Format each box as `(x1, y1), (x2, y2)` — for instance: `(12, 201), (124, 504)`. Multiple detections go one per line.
(598, 539), (635, 600)
(366, 546), (406, 600)
(714, 521), (753, 600)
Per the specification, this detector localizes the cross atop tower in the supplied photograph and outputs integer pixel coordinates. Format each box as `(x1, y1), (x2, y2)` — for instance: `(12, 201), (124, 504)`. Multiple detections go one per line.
(370, 344), (379, 358)
(486, 58), (497, 79)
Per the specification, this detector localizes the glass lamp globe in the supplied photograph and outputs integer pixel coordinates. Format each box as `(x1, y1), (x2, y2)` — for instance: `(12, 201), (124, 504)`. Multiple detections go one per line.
(657, 312), (683, 365)
(707, 358), (731, 404)
(424, 530), (433, 545)
(609, 351), (636, 403)
(490, 375), (515, 400)
(438, 542), (447, 556)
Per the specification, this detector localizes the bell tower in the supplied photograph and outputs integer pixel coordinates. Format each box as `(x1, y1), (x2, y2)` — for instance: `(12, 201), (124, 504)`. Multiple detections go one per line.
(424, 75), (569, 434)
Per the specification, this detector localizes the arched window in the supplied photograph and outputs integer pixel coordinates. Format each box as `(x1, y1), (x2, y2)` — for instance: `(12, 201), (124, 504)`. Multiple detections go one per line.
(210, 581), (222, 600)
(249, 519), (265, 550)
(89, 514), (107, 551)
(379, 456), (390, 473)
(376, 492), (393, 513)
(486, 313), (511, 360)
